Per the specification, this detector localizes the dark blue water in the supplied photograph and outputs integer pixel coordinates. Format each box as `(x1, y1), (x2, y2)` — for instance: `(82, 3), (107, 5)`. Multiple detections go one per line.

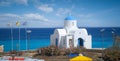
(0, 27), (120, 52)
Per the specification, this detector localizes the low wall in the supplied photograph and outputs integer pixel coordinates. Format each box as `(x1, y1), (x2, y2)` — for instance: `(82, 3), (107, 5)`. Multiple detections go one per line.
(0, 45), (4, 52)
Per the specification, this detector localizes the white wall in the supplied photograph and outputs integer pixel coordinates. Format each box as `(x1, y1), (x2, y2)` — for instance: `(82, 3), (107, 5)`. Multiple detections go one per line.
(51, 20), (92, 49)
(50, 29), (67, 48)
(73, 29), (92, 49)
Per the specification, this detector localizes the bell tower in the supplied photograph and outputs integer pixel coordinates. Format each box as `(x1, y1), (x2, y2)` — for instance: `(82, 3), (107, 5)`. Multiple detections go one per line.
(64, 16), (78, 32)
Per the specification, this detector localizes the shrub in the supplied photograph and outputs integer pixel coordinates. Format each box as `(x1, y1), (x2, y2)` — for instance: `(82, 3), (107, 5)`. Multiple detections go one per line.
(37, 46), (86, 56)
(37, 46), (60, 56)
(103, 46), (120, 61)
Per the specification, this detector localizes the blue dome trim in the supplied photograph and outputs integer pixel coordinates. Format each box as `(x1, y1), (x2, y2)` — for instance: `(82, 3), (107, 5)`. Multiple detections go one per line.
(65, 16), (75, 20)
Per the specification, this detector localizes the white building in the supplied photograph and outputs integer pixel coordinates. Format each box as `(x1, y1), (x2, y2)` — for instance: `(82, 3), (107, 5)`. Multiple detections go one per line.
(50, 16), (92, 49)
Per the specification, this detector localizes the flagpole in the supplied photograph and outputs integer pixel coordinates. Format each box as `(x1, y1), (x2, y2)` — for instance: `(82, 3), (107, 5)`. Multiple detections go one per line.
(18, 26), (20, 51)
(7, 23), (14, 51)
(16, 21), (21, 51)
(10, 24), (13, 51)
(25, 25), (28, 51)
(26, 30), (31, 51)
(100, 29), (105, 57)
(22, 21), (28, 51)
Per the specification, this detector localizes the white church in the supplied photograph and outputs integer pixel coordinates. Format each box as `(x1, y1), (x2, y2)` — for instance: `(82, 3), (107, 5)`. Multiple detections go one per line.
(50, 16), (92, 49)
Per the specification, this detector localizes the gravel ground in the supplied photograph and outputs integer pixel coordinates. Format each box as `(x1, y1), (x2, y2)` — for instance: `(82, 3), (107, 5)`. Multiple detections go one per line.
(34, 56), (70, 61)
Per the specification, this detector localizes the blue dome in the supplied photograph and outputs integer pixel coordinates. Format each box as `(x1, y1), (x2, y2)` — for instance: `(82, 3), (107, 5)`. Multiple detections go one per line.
(65, 16), (75, 20)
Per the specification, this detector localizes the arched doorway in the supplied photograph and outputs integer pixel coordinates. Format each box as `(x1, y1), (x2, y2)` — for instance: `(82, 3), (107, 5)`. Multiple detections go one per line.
(55, 38), (58, 46)
(78, 38), (84, 47)
(69, 39), (72, 47)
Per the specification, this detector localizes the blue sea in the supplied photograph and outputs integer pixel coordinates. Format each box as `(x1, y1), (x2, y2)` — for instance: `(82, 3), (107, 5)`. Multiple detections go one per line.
(0, 27), (120, 52)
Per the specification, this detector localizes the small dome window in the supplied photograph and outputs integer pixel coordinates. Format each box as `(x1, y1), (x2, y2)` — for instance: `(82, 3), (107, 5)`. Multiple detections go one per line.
(72, 22), (74, 26)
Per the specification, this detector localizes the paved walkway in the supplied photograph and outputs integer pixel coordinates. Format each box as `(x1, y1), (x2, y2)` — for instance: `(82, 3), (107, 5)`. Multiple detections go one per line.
(0, 56), (44, 61)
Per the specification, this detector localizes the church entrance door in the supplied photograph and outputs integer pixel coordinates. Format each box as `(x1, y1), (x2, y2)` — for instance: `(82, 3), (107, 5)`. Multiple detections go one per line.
(56, 38), (58, 46)
(69, 39), (72, 47)
(78, 38), (84, 47)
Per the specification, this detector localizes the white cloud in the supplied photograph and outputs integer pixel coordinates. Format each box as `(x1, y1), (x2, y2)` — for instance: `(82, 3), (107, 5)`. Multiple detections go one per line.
(1, 13), (21, 18)
(14, 0), (28, 5)
(0, 1), (11, 6)
(24, 13), (48, 21)
(56, 5), (75, 16)
(0, 13), (48, 22)
(0, 13), (65, 28)
(0, 0), (28, 6)
(0, 13), (22, 21)
(56, 8), (71, 16)
(79, 14), (93, 18)
(0, 13), (48, 21)
(38, 4), (54, 13)
(0, 13), (50, 27)
(78, 9), (114, 19)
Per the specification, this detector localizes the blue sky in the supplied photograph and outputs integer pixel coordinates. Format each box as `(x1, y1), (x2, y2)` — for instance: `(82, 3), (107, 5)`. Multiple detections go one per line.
(0, 0), (120, 28)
